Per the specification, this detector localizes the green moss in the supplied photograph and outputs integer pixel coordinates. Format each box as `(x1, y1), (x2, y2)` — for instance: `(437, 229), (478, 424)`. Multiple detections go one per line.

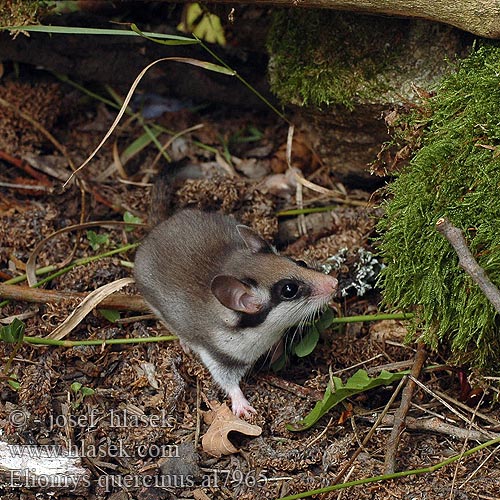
(267, 11), (459, 109)
(378, 44), (500, 371)
(0, 0), (44, 27)
(267, 10), (407, 109)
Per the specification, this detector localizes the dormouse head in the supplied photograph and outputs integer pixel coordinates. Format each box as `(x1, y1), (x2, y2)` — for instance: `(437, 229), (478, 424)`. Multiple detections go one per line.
(210, 225), (338, 333)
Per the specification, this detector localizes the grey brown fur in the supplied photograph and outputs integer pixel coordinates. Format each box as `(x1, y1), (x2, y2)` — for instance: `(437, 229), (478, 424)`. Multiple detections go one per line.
(134, 208), (338, 416)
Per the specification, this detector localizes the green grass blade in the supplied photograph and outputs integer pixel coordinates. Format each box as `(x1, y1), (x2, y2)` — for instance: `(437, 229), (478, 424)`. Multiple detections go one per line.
(2, 25), (198, 44)
(121, 130), (163, 164)
(130, 25), (234, 76)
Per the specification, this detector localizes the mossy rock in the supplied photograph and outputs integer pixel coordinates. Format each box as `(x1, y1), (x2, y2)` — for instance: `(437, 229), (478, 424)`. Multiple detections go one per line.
(378, 44), (500, 371)
(267, 10), (462, 109)
(267, 10), (464, 186)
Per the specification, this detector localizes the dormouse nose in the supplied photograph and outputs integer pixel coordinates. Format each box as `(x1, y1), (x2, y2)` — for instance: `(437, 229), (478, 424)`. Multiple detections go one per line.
(315, 274), (338, 297)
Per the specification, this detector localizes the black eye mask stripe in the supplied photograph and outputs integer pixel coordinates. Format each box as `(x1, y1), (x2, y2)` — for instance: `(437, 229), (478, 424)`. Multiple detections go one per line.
(236, 304), (272, 328)
(235, 279), (311, 329)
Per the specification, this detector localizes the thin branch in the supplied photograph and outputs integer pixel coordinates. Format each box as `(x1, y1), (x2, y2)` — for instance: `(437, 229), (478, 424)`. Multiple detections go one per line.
(379, 415), (498, 442)
(384, 342), (428, 474)
(410, 376), (497, 440)
(434, 389), (500, 427)
(0, 181), (52, 191)
(0, 283), (148, 312)
(261, 373), (323, 400)
(436, 217), (500, 313)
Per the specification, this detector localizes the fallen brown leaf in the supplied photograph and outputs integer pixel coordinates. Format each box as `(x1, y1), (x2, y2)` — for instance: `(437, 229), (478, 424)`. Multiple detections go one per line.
(201, 401), (262, 457)
(338, 403), (353, 425)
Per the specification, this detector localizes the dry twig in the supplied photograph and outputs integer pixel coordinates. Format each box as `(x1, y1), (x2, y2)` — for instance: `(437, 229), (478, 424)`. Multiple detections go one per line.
(380, 415), (497, 442)
(0, 283), (148, 312)
(410, 376), (497, 440)
(436, 217), (500, 313)
(384, 342), (428, 473)
(0, 150), (53, 187)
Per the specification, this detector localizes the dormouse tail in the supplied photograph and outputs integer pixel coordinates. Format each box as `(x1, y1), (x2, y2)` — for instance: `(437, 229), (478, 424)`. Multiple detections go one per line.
(149, 159), (191, 226)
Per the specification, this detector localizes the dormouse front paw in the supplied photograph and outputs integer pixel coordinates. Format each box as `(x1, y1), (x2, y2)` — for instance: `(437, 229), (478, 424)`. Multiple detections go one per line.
(229, 386), (256, 419)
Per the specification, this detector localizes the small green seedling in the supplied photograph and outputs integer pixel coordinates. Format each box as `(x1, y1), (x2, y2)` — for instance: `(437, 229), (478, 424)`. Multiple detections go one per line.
(293, 307), (336, 358)
(70, 381), (95, 409)
(272, 308), (336, 370)
(1, 318), (26, 382)
(123, 211), (142, 232)
(99, 309), (121, 323)
(0, 317), (25, 343)
(293, 325), (320, 358)
(7, 375), (20, 391)
(86, 230), (110, 251)
(230, 125), (264, 146)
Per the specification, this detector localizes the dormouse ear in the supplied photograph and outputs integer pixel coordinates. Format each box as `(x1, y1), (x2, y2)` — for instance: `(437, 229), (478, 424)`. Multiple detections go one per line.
(236, 225), (275, 254)
(211, 275), (263, 314)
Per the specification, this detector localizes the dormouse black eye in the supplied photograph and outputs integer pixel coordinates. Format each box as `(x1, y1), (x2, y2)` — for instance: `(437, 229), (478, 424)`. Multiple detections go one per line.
(280, 281), (300, 300)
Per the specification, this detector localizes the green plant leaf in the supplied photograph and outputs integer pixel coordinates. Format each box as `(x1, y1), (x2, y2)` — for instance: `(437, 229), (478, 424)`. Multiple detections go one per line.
(123, 211), (142, 232)
(8, 378), (20, 391)
(86, 230), (109, 251)
(230, 125), (263, 145)
(0, 318), (25, 343)
(293, 325), (320, 358)
(177, 3), (226, 46)
(271, 351), (287, 372)
(80, 387), (95, 397)
(287, 369), (407, 431)
(292, 308), (336, 358)
(71, 382), (82, 393)
(157, 55), (235, 76)
(315, 307), (337, 332)
(99, 309), (121, 323)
